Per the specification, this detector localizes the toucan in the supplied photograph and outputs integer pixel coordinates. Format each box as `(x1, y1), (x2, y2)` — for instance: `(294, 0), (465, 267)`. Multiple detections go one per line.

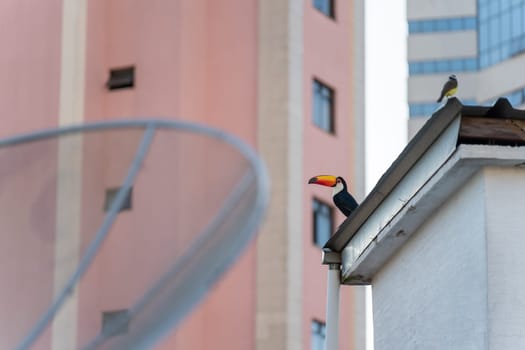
(308, 175), (359, 217)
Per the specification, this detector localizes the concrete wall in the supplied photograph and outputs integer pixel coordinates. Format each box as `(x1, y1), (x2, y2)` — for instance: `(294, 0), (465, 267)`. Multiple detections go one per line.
(256, 0), (304, 349)
(83, 1), (260, 349)
(484, 167), (525, 349)
(407, 31), (477, 61)
(372, 172), (488, 350)
(0, 0), (361, 348)
(372, 166), (525, 349)
(0, 0), (62, 137)
(407, 0), (476, 20)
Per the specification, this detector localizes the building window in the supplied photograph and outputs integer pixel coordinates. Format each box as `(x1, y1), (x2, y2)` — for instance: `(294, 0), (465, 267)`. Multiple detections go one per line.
(106, 66), (135, 90)
(313, 0), (335, 19)
(312, 79), (335, 133)
(311, 319), (326, 350)
(101, 309), (130, 337)
(104, 186), (133, 212)
(313, 198), (333, 247)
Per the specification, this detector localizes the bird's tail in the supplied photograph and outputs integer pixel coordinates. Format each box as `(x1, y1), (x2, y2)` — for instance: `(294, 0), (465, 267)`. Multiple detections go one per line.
(437, 95), (444, 103)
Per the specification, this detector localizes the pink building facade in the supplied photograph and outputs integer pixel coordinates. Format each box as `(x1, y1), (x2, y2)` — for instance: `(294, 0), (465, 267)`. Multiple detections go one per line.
(0, 0), (365, 349)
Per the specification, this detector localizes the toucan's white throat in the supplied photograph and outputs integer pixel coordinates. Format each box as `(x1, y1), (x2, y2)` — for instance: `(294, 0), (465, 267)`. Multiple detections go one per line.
(332, 182), (344, 196)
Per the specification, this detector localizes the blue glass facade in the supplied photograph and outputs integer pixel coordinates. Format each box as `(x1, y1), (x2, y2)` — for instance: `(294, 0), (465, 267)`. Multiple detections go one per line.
(410, 100), (477, 118)
(409, 103), (440, 117)
(506, 87), (525, 106)
(408, 15), (478, 75)
(478, 0), (525, 68)
(409, 17), (476, 33)
(409, 58), (478, 75)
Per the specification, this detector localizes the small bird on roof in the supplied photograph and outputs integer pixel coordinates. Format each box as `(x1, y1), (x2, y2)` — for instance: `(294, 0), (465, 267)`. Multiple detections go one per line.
(437, 74), (458, 102)
(308, 175), (359, 217)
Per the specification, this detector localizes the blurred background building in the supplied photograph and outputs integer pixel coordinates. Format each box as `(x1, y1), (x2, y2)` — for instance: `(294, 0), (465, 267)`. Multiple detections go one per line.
(407, 0), (525, 138)
(0, 0), (365, 349)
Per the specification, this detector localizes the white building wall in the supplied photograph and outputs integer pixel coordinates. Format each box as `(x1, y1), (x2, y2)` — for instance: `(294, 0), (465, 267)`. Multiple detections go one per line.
(371, 165), (525, 349)
(372, 172), (488, 350)
(407, 0), (476, 20)
(484, 167), (525, 349)
(408, 72), (478, 103)
(408, 31), (477, 61)
(476, 54), (525, 102)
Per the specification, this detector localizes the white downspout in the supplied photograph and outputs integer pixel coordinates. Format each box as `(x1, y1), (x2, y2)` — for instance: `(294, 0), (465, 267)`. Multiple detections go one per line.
(323, 251), (342, 350)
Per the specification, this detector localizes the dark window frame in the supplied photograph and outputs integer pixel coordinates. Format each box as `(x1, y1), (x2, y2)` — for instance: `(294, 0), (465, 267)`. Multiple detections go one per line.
(312, 78), (336, 134)
(312, 197), (334, 248)
(311, 319), (327, 350)
(313, 0), (335, 19)
(101, 309), (130, 337)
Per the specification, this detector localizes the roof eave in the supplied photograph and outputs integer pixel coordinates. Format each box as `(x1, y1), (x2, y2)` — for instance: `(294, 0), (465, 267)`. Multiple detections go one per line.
(324, 98), (464, 252)
(341, 144), (525, 284)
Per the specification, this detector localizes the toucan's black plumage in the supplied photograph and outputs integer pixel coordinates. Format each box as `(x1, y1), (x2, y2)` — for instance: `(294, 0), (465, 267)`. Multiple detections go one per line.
(308, 175), (359, 217)
(332, 177), (358, 217)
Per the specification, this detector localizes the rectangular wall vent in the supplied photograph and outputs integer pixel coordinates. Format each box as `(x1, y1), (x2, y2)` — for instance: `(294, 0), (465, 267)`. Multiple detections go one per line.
(106, 66), (135, 90)
(104, 186), (133, 212)
(101, 309), (130, 337)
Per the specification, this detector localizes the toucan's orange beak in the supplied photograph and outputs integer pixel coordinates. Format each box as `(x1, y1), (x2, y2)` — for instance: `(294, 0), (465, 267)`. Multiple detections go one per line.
(308, 175), (337, 187)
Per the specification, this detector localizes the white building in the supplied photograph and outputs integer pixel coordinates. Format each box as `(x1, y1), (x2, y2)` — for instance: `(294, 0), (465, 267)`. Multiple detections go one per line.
(325, 98), (525, 349)
(407, 0), (525, 138)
